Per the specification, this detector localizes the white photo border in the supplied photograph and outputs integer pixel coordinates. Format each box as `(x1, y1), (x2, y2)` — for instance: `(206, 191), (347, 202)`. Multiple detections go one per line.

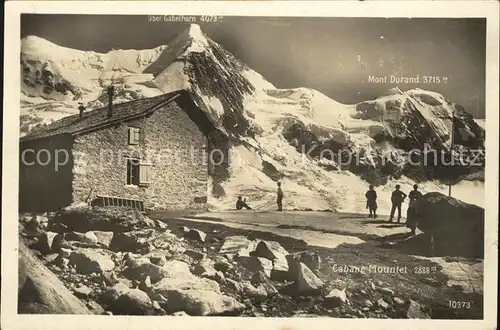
(2, 1), (499, 329)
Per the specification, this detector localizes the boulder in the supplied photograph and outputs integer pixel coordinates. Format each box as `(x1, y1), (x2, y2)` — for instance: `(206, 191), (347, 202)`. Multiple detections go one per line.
(152, 293), (168, 307)
(176, 253), (195, 266)
(324, 288), (348, 307)
(363, 299), (374, 308)
(192, 263), (217, 278)
(149, 254), (168, 266)
(165, 289), (245, 316)
(118, 278), (134, 288)
(64, 231), (86, 242)
(100, 283), (131, 305)
(58, 240), (75, 251)
(125, 256), (150, 268)
(139, 276), (153, 292)
(236, 241), (259, 257)
(270, 257), (289, 282)
(404, 300), (430, 319)
(225, 278), (244, 293)
(36, 231), (60, 255)
(253, 240), (289, 261)
(93, 231), (114, 248)
(42, 253), (59, 265)
(420, 277), (441, 287)
(214, 260), (233, 273)
(59, 258), (70, 269)
(242, 281), (268, 302)
(150, 231), (179, 250)
(152, 277), (221, 296)
(74, 285), (93, 298)
(250, 271), (278, 296)
(168, 243), (187, 255)
(414, 192), (484, 257)
(394, 297), (405, 306)
(59, 248), (72, 259)
(377, 287), (395, 297)
(184, 249), (206, 261)
(237, 256), (273, 277)
(145, 246), (172, 258)
(87, 300), (105, 314)
(162, 260), (192, 274)
(101, 271), (120, 286)
(83, 231), (98, 245)
(53, 206), (146, 232)
(286, 251), (321, 281)
(124, 260), (191, 283)
(377, 299), (390, 309)
(152, 300), (165, 313)
(296, 263), (324, 294)
(110, 289), (154, 315)
(184, 229), (207, 242)
(18, 241), (92, 314)
(69, 249), (115, 274)
(219, 236), (253, 255)
(213, 271), (225, 284)
(109, 229), (156, 252)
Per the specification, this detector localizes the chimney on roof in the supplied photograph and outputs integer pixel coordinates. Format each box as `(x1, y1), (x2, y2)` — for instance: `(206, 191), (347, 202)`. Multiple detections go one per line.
(78, 103), (86, 120)
(107, 85), (115, 117)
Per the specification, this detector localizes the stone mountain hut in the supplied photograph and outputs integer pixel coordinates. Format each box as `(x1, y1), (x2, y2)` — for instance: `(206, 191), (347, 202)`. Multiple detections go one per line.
(19, 88), (228, 212)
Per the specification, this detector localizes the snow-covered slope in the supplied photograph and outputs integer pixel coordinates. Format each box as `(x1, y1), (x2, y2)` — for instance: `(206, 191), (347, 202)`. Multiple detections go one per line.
(20, 35), (165, 135)
(474, 119), (485, 130)
(20, 24), (486, 214)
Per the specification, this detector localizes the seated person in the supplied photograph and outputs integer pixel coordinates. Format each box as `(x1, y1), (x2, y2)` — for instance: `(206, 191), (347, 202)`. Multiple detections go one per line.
(236, 196), (252, 210)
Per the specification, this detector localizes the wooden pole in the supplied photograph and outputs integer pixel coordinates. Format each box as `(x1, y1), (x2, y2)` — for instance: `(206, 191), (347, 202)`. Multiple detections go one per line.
(449, 110), (454, 197)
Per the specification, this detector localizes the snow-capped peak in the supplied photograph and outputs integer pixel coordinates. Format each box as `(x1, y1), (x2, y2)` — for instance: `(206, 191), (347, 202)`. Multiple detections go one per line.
(186, 23), (204, 40)
(21, 35), (94, 60)
(22, 35), (58, 50)
(178, 23), (210, 54)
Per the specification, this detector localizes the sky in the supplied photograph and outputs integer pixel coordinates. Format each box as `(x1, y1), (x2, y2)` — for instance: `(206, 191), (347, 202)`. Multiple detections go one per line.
(21, 15), (486, 118)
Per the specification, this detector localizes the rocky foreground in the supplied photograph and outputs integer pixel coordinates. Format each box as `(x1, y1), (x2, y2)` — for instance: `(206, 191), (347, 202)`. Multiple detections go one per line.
(18, 204), (482, 319)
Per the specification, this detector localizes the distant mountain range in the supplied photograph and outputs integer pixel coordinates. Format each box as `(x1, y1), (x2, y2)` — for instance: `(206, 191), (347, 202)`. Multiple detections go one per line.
(20, 24), (486, 213)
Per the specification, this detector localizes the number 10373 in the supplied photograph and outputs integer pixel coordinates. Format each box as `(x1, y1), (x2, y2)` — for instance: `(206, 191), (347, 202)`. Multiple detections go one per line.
(448, 301), (471, 309)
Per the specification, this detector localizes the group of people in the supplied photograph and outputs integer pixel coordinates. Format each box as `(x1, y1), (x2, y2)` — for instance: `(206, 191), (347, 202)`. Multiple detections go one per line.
(235, 181), (422, 236)
(365, 184), (423, 235)
(235, 182), (284, 211)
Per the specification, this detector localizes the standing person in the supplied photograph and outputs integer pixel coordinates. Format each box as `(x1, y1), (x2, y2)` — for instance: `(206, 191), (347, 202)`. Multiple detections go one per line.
(408, 184), (423, 203)
(389, 184), (407, 223)
(365, 185), (378, 218)
(406, 184), (423, 235)
(276, 182), (284, 211)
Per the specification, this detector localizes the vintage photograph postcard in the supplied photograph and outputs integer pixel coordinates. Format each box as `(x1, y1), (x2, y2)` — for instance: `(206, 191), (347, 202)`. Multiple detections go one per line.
(2, 1), (499, 330)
